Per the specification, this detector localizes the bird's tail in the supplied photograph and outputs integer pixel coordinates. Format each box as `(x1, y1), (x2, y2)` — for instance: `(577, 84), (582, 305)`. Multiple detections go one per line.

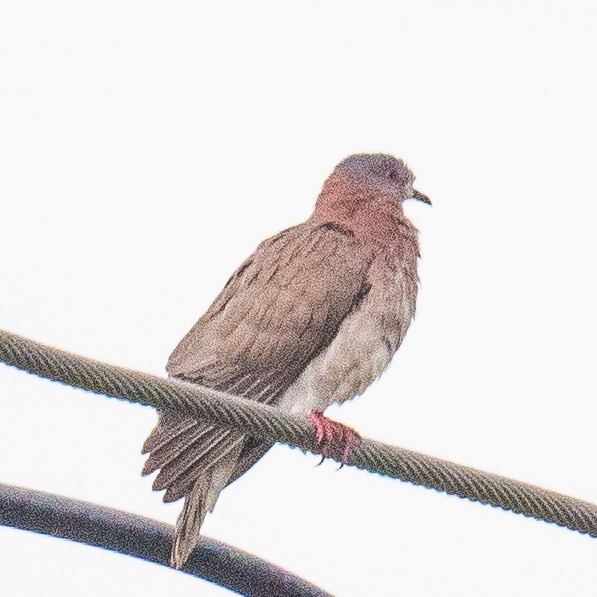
(143, 410), (272, 569)
(170, 440), (244, 569)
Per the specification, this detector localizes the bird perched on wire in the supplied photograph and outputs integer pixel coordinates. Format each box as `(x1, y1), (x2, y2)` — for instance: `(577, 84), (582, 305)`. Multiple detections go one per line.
(142, 153), (431, 568)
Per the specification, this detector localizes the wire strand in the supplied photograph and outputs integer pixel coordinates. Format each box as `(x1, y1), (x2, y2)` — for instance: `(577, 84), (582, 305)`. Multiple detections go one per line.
(0, 483), (331, 597)
(1, 328), (597, 539)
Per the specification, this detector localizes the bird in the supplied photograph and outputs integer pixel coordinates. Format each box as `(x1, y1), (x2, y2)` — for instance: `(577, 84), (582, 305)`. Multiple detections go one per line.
(141, 153), (431, 568)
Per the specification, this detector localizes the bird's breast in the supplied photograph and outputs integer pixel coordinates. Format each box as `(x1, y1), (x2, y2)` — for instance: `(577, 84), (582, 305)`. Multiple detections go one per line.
(278, 257), (418, 416)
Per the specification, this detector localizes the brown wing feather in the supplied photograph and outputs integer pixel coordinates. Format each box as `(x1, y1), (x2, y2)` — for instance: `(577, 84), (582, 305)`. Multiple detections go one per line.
(144, 221), (370, 503)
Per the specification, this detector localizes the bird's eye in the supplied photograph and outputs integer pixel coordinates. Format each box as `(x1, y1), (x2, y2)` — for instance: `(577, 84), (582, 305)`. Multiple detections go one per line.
(387, 171), (396, 181)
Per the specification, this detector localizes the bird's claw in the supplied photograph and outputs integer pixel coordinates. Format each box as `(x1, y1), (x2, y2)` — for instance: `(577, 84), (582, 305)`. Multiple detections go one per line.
(308, 410), (361, 465)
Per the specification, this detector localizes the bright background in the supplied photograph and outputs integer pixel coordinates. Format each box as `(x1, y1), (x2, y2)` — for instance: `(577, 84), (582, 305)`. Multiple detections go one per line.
(1, 2), (596, 596)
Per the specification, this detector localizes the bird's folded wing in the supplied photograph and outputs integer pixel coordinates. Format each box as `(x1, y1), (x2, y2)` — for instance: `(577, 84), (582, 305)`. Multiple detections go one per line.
(166, 220), (371, 401)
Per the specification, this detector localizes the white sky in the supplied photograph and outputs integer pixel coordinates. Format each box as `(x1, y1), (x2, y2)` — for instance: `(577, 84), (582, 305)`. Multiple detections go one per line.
(1, 1), (596, 596)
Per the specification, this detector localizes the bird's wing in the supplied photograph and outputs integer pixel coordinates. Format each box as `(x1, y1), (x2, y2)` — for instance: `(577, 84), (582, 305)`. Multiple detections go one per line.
(143, 220), (371, 502)
(166, 220), (371, 400)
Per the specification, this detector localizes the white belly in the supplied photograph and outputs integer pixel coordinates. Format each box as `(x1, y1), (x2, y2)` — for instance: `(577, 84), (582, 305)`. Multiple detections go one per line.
(277, 259), (418, 416)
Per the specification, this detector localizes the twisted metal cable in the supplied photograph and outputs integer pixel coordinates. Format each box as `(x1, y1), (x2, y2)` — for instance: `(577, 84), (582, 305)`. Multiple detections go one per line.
(1, 327), (597, 540)
(0, 483), (331, 597)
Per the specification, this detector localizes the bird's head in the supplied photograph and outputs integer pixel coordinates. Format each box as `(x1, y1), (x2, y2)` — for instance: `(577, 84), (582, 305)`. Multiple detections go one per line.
(333, 153), (431, 206)
(315, 153), (431, 223)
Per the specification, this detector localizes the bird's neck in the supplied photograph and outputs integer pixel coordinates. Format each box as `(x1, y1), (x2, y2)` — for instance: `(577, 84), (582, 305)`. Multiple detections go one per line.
(313, 182), (418, 259)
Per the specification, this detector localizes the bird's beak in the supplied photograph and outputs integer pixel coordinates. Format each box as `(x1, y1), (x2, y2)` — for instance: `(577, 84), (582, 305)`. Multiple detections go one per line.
(409, 189), (432, 206)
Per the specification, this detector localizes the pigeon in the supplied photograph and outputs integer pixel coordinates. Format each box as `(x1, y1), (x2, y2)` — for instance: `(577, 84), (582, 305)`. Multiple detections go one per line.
(142, 153), (431, 568)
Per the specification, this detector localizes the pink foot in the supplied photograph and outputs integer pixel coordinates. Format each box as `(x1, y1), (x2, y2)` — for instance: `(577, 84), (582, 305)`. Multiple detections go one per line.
(308, 410), (361, 463)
